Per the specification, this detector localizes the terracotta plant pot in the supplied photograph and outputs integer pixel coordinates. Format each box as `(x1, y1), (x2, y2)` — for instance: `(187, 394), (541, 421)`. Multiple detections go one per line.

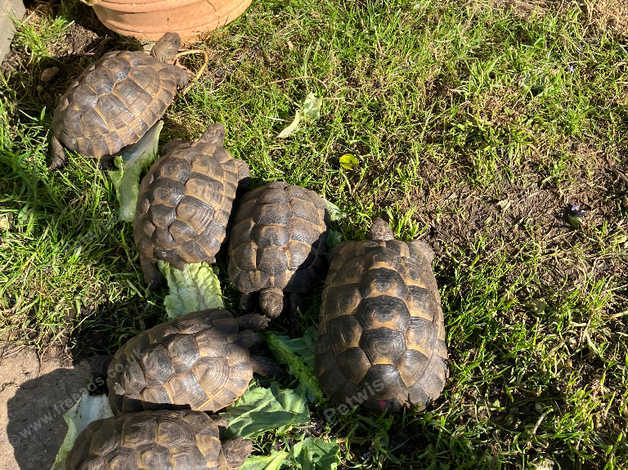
(83, 0), (252, 41)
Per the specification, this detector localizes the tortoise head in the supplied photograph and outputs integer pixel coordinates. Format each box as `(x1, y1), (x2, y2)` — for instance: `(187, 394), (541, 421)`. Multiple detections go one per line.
(151, 32), (181, 63)
(369, 217), (394, 241)
(259, 288), (284, 318)
(220, 437), (253, 470)
(198, 123), (226, 145)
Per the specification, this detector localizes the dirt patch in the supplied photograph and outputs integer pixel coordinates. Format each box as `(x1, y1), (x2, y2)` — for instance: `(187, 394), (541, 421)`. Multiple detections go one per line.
(0, 346), (93, 470)
(0, 2), (141, 112)
(487, 0), (628, 36)
(589, 0), (628, 36)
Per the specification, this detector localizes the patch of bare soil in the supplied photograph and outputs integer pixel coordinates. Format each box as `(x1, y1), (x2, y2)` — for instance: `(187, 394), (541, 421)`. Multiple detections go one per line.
(589, 0), (628, 36)
(1, 2), (141, 111)
(0, 346), (94, 470)
(487, 0), (628, 36)
(411, 157), (627, 291)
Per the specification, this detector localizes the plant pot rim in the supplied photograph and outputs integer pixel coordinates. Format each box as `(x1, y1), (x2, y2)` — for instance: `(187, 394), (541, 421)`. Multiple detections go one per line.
(87, 0), (204, 13)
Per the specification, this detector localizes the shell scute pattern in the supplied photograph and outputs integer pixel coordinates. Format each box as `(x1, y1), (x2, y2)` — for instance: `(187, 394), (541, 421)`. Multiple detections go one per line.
(134, 125), (247, 281)
(67, 410), (228, 470)
(107, 309), (253, 414)
(316, 237), (448, 410)
(228, 182), (327, 295)
(52, 49), (179, 158)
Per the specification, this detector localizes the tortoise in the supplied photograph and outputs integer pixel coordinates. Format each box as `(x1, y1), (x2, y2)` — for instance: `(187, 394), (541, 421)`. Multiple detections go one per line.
(107, 309), (275, 414)
(49, 32), (191, 169)
(227, 181), (328, 318)
(315, 218), (448, 411)
(134, 123), (249, 285)
(66, 409), (251, 470)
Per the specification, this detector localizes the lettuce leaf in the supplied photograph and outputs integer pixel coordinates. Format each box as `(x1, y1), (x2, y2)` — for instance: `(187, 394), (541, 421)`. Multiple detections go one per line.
(224, 383), (310, 438)
(49, 393), (113, 470)
(291, 437), (341, 470)
(266, 329), (323, 402)
(159, 261), (224, 319)
(240, 453), (290, 470)
(108, 121), (163, 222)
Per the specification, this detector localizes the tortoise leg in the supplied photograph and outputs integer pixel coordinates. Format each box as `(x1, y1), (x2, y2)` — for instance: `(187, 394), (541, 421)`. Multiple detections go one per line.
(249, 354), (282, 377)
(239, 292), (256, 312)
(209, 414), (228, 430)
(220, 437), (253, 470)
(172, 64), (193, 89)
(199, 123), (225, 144)
(237, 313), (270, 331)
(160, 139), (187, 156)
(234, 158), (250, 192)
(140, 255), (165, 288)
(49, 135), (66, 170)
(235, 159), (250, 180)
(236, 329), (264, 349)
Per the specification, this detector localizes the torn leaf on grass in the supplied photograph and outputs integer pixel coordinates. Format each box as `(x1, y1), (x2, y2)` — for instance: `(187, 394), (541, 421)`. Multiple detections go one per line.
(325, 199), (346, 222)
(50, 393), (113, 470)
(108, 121), (163, 222)
(277, 111), (302, 139)
(159, 261), (224, 319)
(277, 92), (322, 138)
(224, 383), (309, 438)
(301, 92), (322, 121)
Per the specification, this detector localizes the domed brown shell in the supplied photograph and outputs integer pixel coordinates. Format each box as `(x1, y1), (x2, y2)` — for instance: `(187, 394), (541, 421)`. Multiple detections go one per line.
(315, 236), (448, 410)
(66, 409), (250, 470)
(227, 181), (327, 296)
(107, 309), (253, 414)
(52, 49), (182, 158)
(134, 124), (249, 284)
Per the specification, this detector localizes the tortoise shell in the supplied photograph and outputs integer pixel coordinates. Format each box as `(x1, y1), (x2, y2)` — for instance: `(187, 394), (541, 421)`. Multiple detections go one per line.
(52, 47), (182, 159)
(227, 181), (327, 317)
(66, 410), (251, 470)
(315, 220), (448, 410)
(107, 309), (254, 414)
(134, 124), (249, 284)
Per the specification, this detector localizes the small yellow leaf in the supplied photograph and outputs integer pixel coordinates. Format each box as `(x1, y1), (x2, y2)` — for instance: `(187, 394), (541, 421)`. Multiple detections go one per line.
(339, 153), (359, 170)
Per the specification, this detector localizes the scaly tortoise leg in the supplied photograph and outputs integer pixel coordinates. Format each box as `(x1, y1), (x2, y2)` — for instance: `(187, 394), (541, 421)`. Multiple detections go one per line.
(139, 255), (165, 288)
(49, 135), (67, 170)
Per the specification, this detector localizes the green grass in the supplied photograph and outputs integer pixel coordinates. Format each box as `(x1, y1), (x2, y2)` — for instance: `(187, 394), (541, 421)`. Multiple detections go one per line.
(1, 0), (626, 468)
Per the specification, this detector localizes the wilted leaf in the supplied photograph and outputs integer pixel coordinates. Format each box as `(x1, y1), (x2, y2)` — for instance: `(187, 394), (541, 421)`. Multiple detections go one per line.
(291, 437), (341, 470)
(325, 200), (346, 222)
(240, 452), (289, 470)
(108, 121), (163, 222)
(339, 153), (359, 170)
(224, 383), (310, 438)
(301, 92), (322, 120)
(50, 393), (113, 470)
(159, 261), (224, 319)
(277, 92), (322, 138)
(266, 330), (323, 402)
(277, 111), (302, 139)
